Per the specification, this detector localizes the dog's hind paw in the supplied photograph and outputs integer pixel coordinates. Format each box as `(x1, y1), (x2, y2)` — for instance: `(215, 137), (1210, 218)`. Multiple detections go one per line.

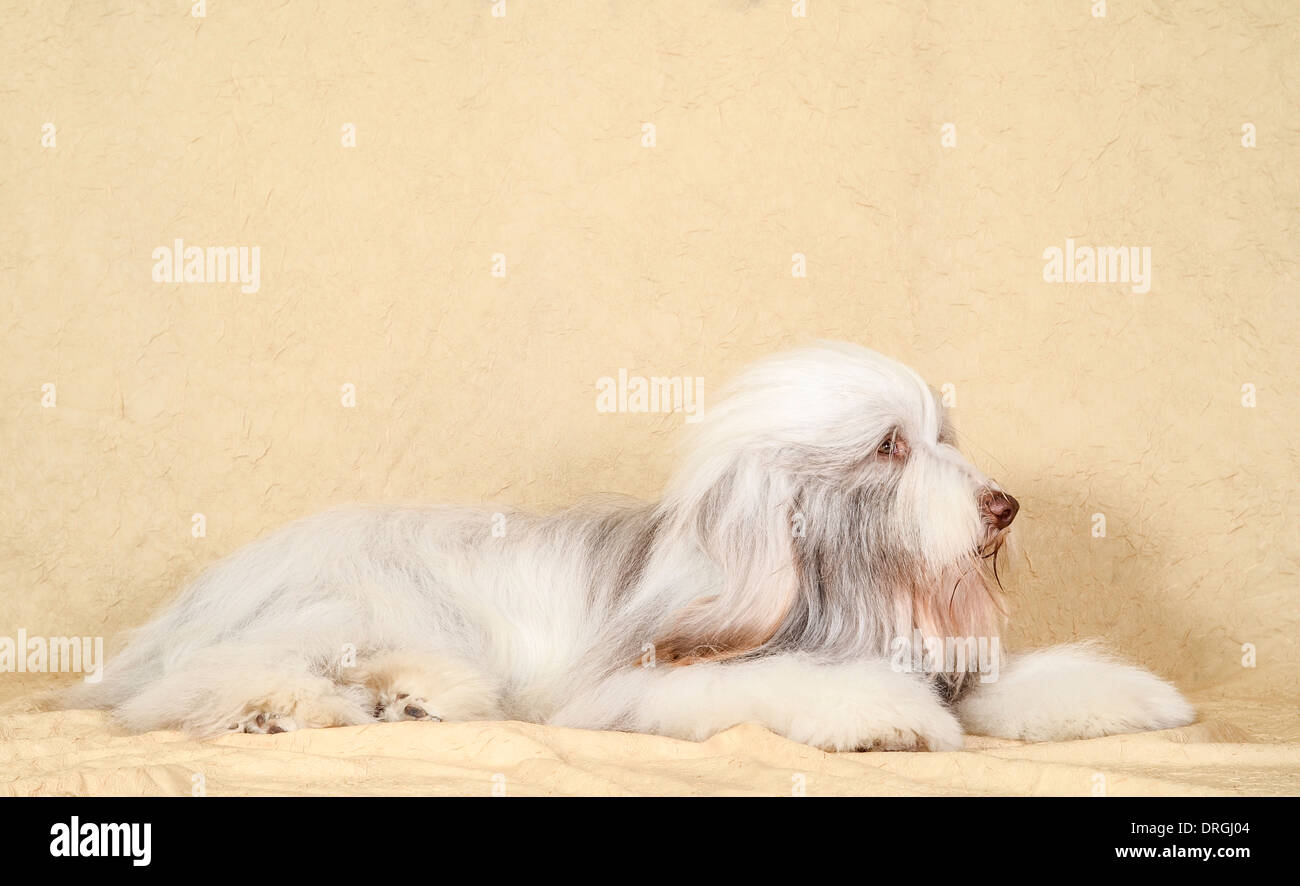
(233, 711), (300, 734)
(374, 692), (443, 722)
(346, 650), (503, 724)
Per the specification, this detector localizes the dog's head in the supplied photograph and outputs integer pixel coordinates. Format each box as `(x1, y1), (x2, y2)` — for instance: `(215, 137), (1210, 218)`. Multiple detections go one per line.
(652, 341), (1013, 667)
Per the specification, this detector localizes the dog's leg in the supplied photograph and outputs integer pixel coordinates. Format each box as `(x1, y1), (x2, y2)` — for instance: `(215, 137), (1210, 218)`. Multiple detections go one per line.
(955, 643), (1195, 741)
(110, 645), (376, 738)
(225, 676), (375, 735)
(341, 650), (504, 723)
(551, 654), (964, 751)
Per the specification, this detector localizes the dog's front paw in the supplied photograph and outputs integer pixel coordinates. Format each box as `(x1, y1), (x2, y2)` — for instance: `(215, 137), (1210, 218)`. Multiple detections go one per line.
(786, 667), (965, 752)
(956, 644), (1195, 742)
(798, 707), (963, 753)
(849, 717), (963, 753)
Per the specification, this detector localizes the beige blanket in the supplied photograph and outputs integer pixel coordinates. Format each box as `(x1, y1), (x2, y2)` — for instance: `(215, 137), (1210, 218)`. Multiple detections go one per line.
(3, 681), (1296, 796)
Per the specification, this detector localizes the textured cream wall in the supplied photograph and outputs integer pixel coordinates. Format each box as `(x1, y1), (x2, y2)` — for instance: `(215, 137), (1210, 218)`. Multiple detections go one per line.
(2, 1), (1296, 703)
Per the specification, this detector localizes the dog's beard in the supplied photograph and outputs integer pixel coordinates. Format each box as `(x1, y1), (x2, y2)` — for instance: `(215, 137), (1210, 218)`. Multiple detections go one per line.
(903, 531), (1009, 702)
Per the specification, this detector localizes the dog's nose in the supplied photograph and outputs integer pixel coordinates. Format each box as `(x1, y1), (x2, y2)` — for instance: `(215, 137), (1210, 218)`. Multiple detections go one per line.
(981, 490), (1019, 530)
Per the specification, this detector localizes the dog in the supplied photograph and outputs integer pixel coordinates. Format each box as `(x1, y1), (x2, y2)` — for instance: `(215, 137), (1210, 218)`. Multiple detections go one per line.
(61, 341), (1194, 750)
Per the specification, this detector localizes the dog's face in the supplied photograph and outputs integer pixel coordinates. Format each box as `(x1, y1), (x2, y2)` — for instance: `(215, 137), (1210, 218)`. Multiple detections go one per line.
(848, 369), (1018, 574)
(691, 341), (1017, 571)
(656, 341), (1015, 664)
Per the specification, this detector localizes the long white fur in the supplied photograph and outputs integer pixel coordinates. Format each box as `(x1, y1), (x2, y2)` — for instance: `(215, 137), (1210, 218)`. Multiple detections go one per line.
(956, 642), (1194, 742)
(59, 342), (1194, 749)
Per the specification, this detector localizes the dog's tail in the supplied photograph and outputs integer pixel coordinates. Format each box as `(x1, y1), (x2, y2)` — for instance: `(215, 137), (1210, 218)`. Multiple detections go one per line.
(0, 619), (175, 718)
(51, 510), (379, 719)
(51, 531), (293, 714)
(52, 609), (182, 713)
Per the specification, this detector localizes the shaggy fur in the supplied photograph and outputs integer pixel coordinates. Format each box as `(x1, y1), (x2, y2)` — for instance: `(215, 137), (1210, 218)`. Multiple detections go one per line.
(59, 342), (1194, 750)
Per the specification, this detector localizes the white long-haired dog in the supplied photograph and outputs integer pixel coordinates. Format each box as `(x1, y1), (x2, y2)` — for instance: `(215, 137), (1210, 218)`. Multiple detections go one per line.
(62, 342), (1193, 750)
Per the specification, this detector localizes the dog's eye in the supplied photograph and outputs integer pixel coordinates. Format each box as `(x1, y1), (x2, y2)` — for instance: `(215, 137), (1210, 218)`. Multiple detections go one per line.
(876, 435), (907, 459)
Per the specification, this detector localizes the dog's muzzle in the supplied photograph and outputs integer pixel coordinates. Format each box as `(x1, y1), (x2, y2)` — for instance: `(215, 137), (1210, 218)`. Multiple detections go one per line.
(980, 489), (1019, 531)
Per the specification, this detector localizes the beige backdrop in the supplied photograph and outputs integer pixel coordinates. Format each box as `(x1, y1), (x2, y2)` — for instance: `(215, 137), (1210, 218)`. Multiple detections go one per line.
(2, 1), (1297, 793)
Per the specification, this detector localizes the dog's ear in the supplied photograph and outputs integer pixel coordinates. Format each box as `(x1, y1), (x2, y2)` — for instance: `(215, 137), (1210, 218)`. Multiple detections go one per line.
(646, 465), (803, 666)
